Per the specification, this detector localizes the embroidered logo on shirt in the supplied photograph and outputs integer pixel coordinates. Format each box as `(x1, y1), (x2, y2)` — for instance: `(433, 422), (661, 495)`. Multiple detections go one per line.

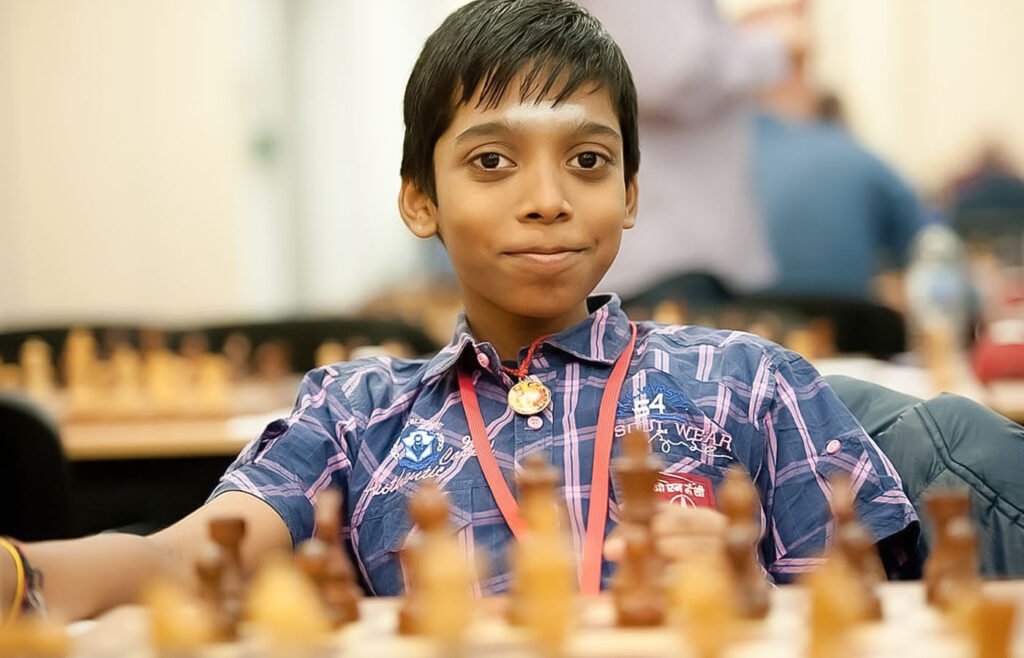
(615, 383), (734, 463)
(654, 472), (716, 509)
(396, 427), (444, 472)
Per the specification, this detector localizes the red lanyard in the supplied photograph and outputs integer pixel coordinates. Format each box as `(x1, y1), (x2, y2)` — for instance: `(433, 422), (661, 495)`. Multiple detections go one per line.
(456, 323), (637, 595)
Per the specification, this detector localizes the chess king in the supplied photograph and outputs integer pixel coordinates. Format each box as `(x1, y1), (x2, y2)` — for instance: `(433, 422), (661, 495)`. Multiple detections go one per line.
(1, 0), (919, 621)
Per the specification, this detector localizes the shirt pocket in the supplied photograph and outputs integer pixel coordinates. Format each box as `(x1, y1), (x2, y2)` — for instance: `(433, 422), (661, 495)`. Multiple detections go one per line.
(354, 486), (476, 596)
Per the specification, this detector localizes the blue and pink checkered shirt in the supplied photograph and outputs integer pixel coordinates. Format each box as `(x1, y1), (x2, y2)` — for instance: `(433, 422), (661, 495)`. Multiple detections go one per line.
(212, 295), (917, 594)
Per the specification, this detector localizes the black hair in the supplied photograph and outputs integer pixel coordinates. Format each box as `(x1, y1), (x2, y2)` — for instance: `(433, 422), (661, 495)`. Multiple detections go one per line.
(400, 0), (639, 202)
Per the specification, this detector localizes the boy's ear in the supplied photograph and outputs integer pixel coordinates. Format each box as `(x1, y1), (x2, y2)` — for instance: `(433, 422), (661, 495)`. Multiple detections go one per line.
(399, 178), (439, 238)
(623, 175), (639, 229)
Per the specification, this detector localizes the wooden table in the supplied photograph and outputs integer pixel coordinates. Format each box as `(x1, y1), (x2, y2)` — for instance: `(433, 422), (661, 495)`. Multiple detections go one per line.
(63, 582), (1024, 657)
(60, 412), (285, 461)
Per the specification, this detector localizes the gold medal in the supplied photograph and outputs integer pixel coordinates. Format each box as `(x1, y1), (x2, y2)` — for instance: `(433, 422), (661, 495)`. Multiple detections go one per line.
(507, 377), (551, 415)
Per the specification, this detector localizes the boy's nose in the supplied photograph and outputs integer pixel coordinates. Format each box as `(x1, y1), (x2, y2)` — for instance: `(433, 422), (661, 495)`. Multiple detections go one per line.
(517, 166), (572, 223)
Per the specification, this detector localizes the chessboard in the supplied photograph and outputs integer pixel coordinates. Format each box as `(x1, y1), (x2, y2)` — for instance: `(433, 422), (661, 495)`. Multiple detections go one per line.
(4, 437), (1020, 657)
(61, 582), (1024, 658)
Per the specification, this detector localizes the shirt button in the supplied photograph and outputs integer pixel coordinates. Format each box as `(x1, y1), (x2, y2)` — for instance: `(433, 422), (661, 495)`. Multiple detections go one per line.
(476, 352), (490, 369)
(527, 415), (544, 430)
(825, 439), (842, 455)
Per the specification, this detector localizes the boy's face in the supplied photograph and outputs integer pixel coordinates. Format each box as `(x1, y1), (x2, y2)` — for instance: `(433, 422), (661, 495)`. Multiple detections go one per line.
(401, 80), (638, 327)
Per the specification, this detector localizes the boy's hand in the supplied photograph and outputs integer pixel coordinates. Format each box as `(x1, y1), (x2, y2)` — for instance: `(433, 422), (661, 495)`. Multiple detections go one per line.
(605, 503), (727, 563)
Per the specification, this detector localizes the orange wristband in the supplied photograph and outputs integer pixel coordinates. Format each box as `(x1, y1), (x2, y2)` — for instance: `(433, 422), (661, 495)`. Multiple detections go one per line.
(0, 537), (26, 625)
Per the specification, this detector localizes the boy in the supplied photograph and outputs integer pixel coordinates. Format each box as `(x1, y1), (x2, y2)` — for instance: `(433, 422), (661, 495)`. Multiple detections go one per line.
(1, 0), (917, 621)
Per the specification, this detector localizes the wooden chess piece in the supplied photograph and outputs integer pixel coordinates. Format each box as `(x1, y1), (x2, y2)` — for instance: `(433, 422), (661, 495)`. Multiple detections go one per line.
(19, 338), (56, 401)
(205, 517), (247, 640)
(806, 557), (867, 658)
(673, 557), (738, 658)
(399, 480), (472, 650)
(934, 516), (981, 611)
(295, 489), (361, 626)
(196, 354), (231, 415)
(611, 430), (666, 627)
(397, 479), (455, 636)
(924, 490), (972, 606)
(246, 555), (331, 653)
(830, 474), (883, 620)
(509, 454), (576, 654)
(969, 595), (1016, 658)
(143, 577), (213, 654)
(719, 465), (770, 620)
(109, 344), (145, 416)
(255, 341), (291, 383)
(314, 340), (347, 368)
(652, 299), (688, 325)
(64, 328), (99, 414)
(145, 349), (185, 415)
(222, 332), (252, 382)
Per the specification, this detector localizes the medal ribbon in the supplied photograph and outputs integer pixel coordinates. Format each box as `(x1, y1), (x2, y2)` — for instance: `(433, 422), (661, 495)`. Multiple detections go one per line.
(456, 322), (637, 596)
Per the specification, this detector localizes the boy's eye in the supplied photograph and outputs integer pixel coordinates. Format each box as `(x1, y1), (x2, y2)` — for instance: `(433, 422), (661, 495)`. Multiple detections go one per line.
(472, 152), (513, 170)
(570, 151), (607, 169)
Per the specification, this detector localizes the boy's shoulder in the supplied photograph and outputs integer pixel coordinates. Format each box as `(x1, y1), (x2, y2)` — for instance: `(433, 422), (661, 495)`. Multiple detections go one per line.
(298, 354), (435, 407)
(637, 320), (794, 367)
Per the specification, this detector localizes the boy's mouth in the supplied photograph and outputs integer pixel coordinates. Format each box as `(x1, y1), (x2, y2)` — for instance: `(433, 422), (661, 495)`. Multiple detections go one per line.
(503, 247), (585, 268)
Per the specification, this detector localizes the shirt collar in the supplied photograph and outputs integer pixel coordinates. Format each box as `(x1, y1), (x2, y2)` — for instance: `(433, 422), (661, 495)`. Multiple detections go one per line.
(422, 294), (632, 382)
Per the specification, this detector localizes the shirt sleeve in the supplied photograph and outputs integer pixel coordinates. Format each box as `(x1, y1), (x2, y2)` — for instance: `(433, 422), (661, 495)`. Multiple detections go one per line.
(756, 352), (918, 582)
(208, 367), (355, 546)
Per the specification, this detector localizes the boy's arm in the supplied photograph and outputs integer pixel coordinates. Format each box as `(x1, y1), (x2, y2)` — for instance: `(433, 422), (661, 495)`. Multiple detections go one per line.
(758, 352), (919, 582)
(2, 492), (290, 621)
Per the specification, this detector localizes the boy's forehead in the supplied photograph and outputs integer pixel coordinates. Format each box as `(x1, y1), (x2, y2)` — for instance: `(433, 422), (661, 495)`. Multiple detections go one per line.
(445, 82), (620, 138)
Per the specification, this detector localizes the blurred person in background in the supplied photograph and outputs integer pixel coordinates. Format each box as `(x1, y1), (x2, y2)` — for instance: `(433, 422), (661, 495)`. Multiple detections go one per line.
(581, 0), (786, 310)
(746, 2), (925, 306)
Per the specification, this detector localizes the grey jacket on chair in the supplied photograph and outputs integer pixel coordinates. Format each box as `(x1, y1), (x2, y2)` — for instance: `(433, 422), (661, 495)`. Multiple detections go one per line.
(827, 375), (1024, 577)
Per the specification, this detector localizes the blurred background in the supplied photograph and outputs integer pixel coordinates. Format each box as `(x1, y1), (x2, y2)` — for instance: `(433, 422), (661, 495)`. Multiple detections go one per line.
(1, 0), (1023, 540)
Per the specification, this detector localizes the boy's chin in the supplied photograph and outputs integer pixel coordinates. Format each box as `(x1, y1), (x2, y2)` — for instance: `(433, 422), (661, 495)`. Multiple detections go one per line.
(500, 289), (593, 321)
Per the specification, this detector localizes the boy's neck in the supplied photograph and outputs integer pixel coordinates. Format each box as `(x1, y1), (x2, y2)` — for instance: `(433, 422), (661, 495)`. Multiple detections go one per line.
(464, 300), (591, 363)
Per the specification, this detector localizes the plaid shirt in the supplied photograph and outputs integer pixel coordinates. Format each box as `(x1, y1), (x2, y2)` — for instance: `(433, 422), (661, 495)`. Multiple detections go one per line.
(212, 295), (916, 594)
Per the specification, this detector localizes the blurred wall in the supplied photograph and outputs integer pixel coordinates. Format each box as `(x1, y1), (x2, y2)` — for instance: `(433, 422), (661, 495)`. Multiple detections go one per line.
(2, 0), (1021, 329)
(814, 0), (1024, 192)
(0, 0), (295, 327)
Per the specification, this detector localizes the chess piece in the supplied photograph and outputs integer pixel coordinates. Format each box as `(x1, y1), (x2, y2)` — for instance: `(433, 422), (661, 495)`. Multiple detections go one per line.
(205, 517), (247, 640)
(924, 490), (972, 606)
(145, 349), (185, 415)
(196, 354), (231, 415)
(830, 474), (883, 620)
(295, 489), (361, 626)
(652, 299), (688, 325)
(19, 338), (56, 402)
(143, 577), (213, 654)
(611, 430), (666, 627)
(109, 344), (145, 416)
(222, 332), (253, 382)
(784, 327), (817, 360)
(138, 327), (169, 355)
(314, 340), (347, 368)
(968, 595), (1016, 658)
(673, 557), (738, 658)
(509, 454), (576, 654)
(933, 516), (981, 611)
(255, 341), (291, 382)
(246, 555), (331, 653)
(806, 557), (867, 658)
(0, 613), (71, 657)
(397, 479), (455, 635)
(64, 328), (99, 413)
(399, 480), (472, 650)
(719, 465), (770, 619)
